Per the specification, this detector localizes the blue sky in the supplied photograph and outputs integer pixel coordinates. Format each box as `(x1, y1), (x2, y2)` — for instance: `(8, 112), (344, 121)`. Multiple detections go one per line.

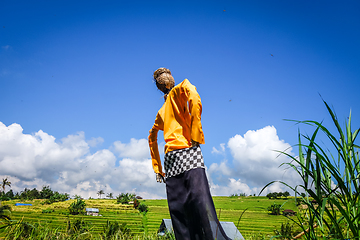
(1, 0), (359, 198)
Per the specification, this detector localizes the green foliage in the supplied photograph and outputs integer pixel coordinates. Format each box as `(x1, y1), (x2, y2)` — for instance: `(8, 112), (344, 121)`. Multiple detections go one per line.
(230, 193), (247, 197)
(42, 192), (69, 205)
(40, 185), (54, 199)
(138, 203), (149, 214)
(153, 231), (176, 240)
(42, 209), (54, 213)
(1, 178), (11, 193)
(0, 196), (12, 201)
(0, 189), (15, 201)
(117, 193), (136, 204)
(19, 187), (41, 200)
(283, 191), (290, 198)
(68, 199), (86, 215)
(266, 191), (290, 199)
(1, 220), (176, 240)
(133, 198), (140, 209)
(0, 203), (11, 220)
(266, 192), (277, 199)
(1, 185), (69, 202)
(267, 203), (282, 215)
(97, 190), (105, 199)
(73, 194), (82, 200)
(102, 220), (132, 239)
(263, 100), (360, 239)
(66, 218), (92, 235)
(2, 190), (14, 200)
(4, 221), (36, 239)
(273, 221), (299, 240)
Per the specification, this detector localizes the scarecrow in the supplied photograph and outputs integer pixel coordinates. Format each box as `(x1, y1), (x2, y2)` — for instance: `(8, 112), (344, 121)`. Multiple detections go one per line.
(148, 67), (231, 240)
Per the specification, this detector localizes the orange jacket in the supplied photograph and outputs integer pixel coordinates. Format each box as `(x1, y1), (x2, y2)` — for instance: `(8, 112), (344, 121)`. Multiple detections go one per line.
(148, 79), (205, 175)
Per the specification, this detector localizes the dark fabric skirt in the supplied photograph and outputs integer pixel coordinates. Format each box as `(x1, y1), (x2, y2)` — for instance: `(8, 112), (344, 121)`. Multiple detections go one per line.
(165, 167), (232, 240)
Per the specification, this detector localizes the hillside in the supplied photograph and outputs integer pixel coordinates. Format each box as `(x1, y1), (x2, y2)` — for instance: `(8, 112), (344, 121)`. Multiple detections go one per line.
(1, 196), (298, 238)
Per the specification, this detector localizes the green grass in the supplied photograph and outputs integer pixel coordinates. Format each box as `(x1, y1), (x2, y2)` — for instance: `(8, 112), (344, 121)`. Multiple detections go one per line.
(268, 100), (360, 239)
(0, 196), (299, 238)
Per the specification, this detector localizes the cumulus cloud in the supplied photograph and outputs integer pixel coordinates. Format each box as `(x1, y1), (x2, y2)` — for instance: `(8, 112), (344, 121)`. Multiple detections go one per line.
(208, 126), (301, 196)
(210, 178), (253, 196)
(0, 122), (166, 199)
(0, 122), (299, 199)
(211, 143), (225, 154)
(112, 138), (149, 160)
(87, 137), (104, 147)
(228, 126), (295, 185)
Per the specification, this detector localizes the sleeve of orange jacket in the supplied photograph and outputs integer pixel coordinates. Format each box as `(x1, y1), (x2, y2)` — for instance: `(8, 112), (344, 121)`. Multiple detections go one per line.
(148, 107), (165, 176)
(182, 80), (205, 145)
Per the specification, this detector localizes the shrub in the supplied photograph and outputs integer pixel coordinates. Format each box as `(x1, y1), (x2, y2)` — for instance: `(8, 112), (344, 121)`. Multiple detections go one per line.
(66, 219), (92, 235)
(267, 203), (282, 215)
(102, 220), (132, 239)
(230, 193), (246, 197)
(68, 199), (86, 215)
(73, 194), (82, 200)
(0, 196), (11, 201)
(40, 185), (53, 199)
(273, 221), (300, 240)
(155, 231), (176, 240)
(138, 203), (149, 213)
(0, 203), (11, 220)
(133, 198), (140, 209)
(116, 193), (135, 204)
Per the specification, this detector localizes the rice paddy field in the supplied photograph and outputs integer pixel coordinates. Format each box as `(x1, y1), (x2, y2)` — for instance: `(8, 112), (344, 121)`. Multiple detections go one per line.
(0, 196), (299, 238)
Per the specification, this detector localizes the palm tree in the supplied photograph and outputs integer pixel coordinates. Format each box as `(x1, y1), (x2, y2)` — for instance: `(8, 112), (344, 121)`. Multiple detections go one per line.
(73, 194), (82, 200)
(1, 178), (11, 193)
(97, 190), (104, 199)
(106, 193), (114, 199)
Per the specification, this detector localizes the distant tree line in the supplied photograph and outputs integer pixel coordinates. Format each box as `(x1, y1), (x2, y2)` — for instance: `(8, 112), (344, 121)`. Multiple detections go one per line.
(0, 185), (69, 203)
(230, 193), (247, 197)
(266, 191), (290, 199)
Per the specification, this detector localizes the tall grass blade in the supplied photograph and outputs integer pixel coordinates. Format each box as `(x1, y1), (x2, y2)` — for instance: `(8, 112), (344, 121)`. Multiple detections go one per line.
(268, 100), (360, 239)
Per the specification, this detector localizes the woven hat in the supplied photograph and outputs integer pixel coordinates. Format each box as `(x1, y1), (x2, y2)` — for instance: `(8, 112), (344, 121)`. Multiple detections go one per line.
(153, 68), (175, 94)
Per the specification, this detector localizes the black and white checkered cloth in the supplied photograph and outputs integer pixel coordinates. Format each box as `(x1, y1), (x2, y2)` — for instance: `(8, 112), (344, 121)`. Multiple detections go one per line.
(164, 145), (205, 178)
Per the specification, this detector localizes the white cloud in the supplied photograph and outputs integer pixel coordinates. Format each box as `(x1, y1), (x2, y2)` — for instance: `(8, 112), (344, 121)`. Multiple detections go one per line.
(210, 178), (253, 196)
(0, 122), (166, 199)
(228, 126), (297, 185)
(208, 161), (232, 177)
(87, 137), (104, 147)
(0, 122), (299, 199)
(211, 143), (225, 154)
(208, 126), (301, 196)
(112, 138), (149, 160)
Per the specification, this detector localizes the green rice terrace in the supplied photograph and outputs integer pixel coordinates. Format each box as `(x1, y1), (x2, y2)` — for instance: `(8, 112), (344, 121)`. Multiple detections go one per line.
(0, 196), (300, 239)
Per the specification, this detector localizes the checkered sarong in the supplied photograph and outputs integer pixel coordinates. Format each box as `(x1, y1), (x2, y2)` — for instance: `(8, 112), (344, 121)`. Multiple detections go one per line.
(164, 145), (205, 178)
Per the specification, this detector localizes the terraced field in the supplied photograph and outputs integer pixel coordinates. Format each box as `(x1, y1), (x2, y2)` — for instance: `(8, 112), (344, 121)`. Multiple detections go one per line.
(1, 196), (298, 238)
(144, 197), (298, 236)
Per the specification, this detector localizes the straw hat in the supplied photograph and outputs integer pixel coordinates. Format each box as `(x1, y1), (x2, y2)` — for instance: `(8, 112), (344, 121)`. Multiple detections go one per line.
(153, 67), (175, 94)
